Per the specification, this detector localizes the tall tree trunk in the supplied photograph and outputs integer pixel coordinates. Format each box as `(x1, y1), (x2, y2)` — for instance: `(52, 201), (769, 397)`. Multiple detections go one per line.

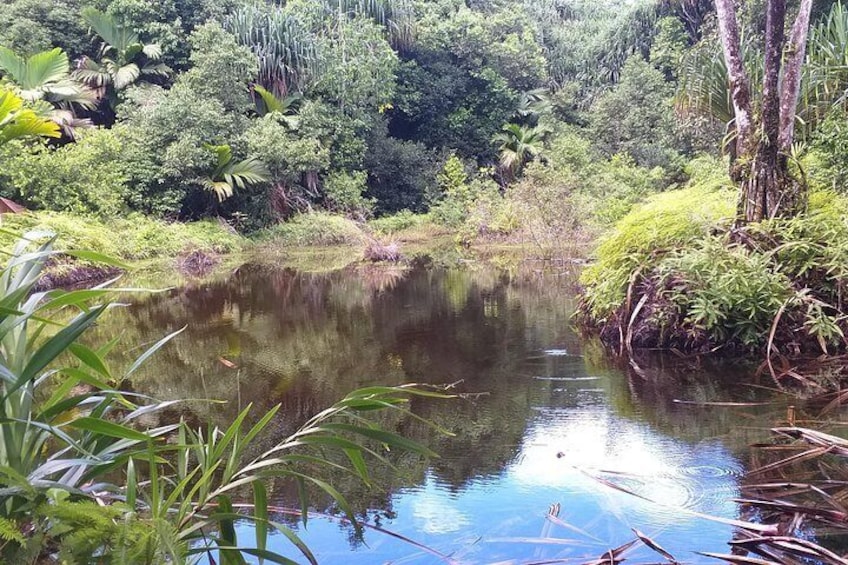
(714, 0), (754, 163)
(780, 0), (814, 151)
(740, 0), (787, 222)
(716, 0), (814, 223)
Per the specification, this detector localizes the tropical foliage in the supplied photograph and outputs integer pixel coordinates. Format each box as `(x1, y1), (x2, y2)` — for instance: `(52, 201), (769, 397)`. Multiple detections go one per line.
(0, 233), (448, 562)
(0, 88), (59, 145)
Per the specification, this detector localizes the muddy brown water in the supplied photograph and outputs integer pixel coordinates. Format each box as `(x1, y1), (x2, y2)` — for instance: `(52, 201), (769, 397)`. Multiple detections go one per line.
(91, 258), (819, 563)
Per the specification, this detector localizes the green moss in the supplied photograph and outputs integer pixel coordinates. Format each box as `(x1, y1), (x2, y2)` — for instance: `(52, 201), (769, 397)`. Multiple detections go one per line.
(580, 176), (735, 319)
(261, 212), (368, 247)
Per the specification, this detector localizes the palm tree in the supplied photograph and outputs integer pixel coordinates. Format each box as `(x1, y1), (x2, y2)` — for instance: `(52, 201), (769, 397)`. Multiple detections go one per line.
(0, 88), (60, 146)
(0, 47), (96, 138)
(202, 144), (270, 202)
(252, 84), (301, 128)
(74, 8), (169, 107)
(493, 123), (548, 180)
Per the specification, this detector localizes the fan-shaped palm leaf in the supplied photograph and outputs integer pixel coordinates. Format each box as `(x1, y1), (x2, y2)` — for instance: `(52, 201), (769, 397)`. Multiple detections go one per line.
(82, 7), (140, 56)
(0, 47), (96, 110)
(76, 8), (168, 99)
(202, 144), (270, 202)
(0, 89), (60, 145)
(113, 63), (140, 90)
(493, 123), (548, 178)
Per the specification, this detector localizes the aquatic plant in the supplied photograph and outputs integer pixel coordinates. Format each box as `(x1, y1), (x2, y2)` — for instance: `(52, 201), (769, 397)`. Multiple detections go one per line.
(0, 231), (450, 563)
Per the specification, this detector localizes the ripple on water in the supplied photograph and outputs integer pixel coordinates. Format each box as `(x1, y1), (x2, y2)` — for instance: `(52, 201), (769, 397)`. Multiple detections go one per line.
(679, 464), (744, 479)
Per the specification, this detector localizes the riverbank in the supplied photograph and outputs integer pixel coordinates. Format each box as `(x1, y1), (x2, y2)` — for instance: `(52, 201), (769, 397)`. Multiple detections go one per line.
(4, 207), (593, 289)
(576, 167), (848, 367)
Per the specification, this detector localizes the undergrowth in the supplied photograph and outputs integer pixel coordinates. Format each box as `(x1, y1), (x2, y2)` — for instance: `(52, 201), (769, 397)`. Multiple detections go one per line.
(0, 211), (245, 261)
(579, 159), (848, 356)
(261, 212), (368, 246)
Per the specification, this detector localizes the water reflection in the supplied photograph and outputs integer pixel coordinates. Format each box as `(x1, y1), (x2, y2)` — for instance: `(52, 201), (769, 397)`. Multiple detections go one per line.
(92, 260), (790, 563)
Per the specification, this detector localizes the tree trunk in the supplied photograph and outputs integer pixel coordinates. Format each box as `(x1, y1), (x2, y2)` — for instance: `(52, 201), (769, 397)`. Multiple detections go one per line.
(717, 0), (813, 223)
(739, 0), (787, 222)
(779, 0), (814, 151)
(714, 0), (754, 160)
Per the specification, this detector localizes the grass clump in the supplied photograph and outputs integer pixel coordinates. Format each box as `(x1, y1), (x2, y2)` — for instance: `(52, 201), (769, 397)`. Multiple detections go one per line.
(0, 212), (245, 261)
(580, 172), (735, 321)
(580, 182), (848, 355)
(262, 212), (368, 246)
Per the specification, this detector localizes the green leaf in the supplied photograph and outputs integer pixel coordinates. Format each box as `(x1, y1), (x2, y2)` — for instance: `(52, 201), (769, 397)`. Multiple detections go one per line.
(67, 417), (151, 442)
(68, 342), (112, 380)
(14, 306), (106, 396)
(125, 326), (186, 377)
(253, 481), (268, 561)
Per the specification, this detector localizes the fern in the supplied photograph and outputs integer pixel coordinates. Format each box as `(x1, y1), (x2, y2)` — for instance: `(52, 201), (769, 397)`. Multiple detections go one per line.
(0, 517), (24, 545)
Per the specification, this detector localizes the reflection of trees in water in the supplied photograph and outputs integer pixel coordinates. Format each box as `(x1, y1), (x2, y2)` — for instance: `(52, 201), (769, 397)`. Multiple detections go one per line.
(583, 345), (788, 451)
(86, 260), (783, 531)
(87, 262), (576, 496)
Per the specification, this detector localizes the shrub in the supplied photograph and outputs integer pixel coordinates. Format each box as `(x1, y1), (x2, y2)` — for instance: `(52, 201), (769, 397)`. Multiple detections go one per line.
(263, 212), (368, 246)
(659, 238), (793, 347)
(369, 210), (431, 234)
(580, 178), (735, 320)
(323, 171), (376, 220)
(1, 128), (130, 217)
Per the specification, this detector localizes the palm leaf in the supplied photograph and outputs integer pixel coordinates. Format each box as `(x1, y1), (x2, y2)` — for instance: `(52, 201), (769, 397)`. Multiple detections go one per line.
(142, 44), (163, 60)
(74, 58), (111, 88)
(0, 90), (60, 145)
(223, 157), (270, 190)
(21, 48), (70, 91)
(113, 63), (140, 90)
(0, 47), (25, 86)
(82, 8), (139, 54)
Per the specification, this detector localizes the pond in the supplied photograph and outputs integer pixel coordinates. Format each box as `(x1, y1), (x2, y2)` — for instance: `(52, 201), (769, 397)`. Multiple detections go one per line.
(95, 256), (796, 564)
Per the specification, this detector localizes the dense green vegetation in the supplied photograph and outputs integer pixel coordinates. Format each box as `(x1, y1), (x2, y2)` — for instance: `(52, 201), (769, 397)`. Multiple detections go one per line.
(4, 0), (848, 341)
(0, 0), (722, 255)
(10, 0), (848, 558)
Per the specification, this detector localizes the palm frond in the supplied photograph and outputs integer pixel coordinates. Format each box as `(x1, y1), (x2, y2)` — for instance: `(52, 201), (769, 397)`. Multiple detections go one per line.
(82, 8), (139, 54)
(0, 47), (25, 85)
(74, 58), (112, 88)
(23, 48), (70, 91)
(201, 144), (269, 202)
(142, 44), (163, 60)
(113, 63), (141, 90)
(0, 89), (61, 144)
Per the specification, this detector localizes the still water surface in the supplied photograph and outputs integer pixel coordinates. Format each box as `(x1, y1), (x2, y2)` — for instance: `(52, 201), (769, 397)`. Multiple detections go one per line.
(99, 258), (790, 563)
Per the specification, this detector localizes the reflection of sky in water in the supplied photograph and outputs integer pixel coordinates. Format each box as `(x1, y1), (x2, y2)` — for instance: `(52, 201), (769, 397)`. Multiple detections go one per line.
(119, 265), (761, 565)
(239, 369), (744, 564)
